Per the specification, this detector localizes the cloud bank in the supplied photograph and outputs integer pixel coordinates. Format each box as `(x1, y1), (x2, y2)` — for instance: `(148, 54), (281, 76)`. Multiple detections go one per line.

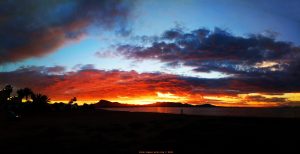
(115, 27), (300, 94)
(118, 27), (300, 76)
(0, 0), (135, 64)
(0, 66), (299, 106)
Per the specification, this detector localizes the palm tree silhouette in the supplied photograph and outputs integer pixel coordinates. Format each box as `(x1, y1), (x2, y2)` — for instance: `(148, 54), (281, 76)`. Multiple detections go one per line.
(17, 88), (33, 102)
(23, 88), (33, 101)
(31, 93), (50, 104)
(17, 89), (25, 102)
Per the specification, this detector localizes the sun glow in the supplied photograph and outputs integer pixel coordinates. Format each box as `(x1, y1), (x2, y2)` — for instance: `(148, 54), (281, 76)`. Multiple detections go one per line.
(110, 92), (189, 105)
(157, 92), (183, 99)
(49, 92), (300, 107)
(238, 93), (300, 101)
(202, 93), (298, 107)
(50, 92), (189, 105)
(203, 96), (240, 104)
(254, 61), (284, 71)
(255, 61), (278, 68)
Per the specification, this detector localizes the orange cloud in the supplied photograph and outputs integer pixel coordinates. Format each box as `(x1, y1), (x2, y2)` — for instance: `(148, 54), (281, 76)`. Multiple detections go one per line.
(1, 66), (299, 106)
(41, 70), (193, 104)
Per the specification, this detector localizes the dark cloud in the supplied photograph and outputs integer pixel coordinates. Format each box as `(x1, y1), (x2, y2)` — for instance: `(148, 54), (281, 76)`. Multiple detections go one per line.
(162, 28), (184, 40)
(72, 64), (96, 71)
(0, 0), (135, 64)
(180, 75), (300, 94)
(16, 65), (66, 75)
(45, 66), (66, 74)
(0, 66), (63, 91)
(79, 64), (95, 70)
(244, 95), (287, 103)
(118, 28), (300, 74)
(116, 27), (300, 93)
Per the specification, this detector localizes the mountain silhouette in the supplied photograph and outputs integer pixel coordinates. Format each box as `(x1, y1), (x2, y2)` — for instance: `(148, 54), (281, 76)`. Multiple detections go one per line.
(94, 100), (217, 108)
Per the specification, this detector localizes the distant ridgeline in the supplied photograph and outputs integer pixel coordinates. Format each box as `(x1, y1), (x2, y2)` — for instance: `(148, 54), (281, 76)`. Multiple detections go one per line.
(94, 100), (217, 108)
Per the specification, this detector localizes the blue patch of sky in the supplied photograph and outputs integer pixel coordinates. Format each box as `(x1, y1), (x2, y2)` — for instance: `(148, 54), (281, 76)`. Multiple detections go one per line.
(1, 0), (299, 78)
(132, 0), (300, 44)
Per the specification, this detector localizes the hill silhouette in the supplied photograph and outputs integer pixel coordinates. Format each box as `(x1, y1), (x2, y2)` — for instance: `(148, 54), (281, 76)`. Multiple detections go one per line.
(94, 99), (217, 108)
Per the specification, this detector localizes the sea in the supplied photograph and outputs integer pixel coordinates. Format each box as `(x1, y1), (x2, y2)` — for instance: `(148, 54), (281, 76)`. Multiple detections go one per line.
(101, 107), (300, 118)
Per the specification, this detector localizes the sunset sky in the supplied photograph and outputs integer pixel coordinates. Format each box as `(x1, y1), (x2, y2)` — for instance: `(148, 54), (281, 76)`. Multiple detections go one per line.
(1, 0), (300, 107)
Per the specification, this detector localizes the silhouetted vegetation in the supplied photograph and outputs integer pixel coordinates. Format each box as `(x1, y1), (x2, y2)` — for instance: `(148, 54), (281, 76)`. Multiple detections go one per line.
(0, 85), (95, 118)
(0, 85), (13, 104)
(68, 97), (77, 104)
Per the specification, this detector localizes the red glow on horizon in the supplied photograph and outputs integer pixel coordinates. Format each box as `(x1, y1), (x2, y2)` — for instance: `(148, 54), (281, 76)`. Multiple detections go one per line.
(7, 69), (298, 107)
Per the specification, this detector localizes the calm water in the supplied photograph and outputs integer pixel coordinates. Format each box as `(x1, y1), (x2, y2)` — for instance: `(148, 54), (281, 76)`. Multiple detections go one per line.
(101, 107), (300, 118)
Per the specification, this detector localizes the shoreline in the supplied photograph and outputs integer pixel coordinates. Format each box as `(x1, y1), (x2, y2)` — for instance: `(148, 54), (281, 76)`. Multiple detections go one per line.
(98, 107), (300, 118)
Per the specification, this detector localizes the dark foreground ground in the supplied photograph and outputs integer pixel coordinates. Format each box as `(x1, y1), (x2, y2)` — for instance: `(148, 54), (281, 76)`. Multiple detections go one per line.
(1, 110), (300, 154)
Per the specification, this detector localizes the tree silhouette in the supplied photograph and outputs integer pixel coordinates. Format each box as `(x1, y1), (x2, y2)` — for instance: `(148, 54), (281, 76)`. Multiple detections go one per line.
(31, 93), (50, 104)
(17, 89), (25, 102)
(4, 85), (13, 96)
(1, 85), (95, 112)
(17, 88), (33, 102)
(0, 85), (13, 104)
(69, 97), (77, 104)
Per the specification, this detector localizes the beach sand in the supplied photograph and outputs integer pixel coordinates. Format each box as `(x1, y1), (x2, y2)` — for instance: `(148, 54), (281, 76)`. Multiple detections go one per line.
(1, 109), (300, 153)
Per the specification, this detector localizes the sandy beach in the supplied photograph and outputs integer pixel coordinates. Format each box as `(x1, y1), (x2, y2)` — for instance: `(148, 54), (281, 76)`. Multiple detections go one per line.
(1, 109), (300, 154)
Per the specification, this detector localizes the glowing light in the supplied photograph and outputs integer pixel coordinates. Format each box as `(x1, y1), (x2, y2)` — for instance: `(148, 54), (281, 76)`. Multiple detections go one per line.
(49, 92), (300, 107)
(157, 92), (181, 99)
(203, 96), (240, 103)
(239, 93), (300, 102)
(254, 61), (283, 71)
(22, 99), (33, 103)
(111, 92), (189, 105)
(255, 61), (278, 68)
(203, 94), (283, 107)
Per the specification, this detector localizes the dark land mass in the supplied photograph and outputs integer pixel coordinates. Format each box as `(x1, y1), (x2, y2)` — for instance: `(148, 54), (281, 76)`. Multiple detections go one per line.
(1, 109), (300, 154)
(95, 99), (217, 108)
